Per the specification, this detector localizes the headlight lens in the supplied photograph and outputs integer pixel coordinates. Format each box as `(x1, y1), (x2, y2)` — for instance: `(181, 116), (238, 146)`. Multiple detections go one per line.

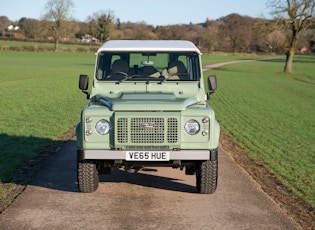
(184, 119), (200, 135)
(95, 119), (110, 135)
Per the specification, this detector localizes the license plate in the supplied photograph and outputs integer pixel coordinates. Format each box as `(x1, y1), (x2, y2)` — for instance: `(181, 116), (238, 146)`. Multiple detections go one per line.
(126, 151), (170, 161)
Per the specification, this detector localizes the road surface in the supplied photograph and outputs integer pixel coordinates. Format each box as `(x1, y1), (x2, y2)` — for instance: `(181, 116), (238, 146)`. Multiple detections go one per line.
(0, 139), (300, 229)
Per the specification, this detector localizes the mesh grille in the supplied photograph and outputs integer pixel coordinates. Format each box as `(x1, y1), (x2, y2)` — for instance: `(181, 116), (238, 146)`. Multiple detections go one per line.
(117, 118), (128, 143)
(167, 118), (178, 143)
(131, 118), (164, 143)
(116, 116), (178, 144)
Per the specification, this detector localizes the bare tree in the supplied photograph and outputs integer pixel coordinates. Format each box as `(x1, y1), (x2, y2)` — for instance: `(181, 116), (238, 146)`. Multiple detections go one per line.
(155, 25), (190, 40)
(97, 11), (115, 42)
(198, 20), (221, 52)
(0, 16), (10, 38)
(218, 14), (254, 53)
(86, 11), (116, 42)
(43, 0), (74, 51)
(119, 22), (157, 40)
(266, 30), (286, 53)
(298, 28), (315, 51)
(267, 0), (315, 72)
(18, 18), (42, 39)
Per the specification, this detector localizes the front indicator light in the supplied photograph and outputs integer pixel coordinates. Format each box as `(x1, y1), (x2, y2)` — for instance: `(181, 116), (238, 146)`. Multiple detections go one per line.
(95, 119), (111, 135)
(86, 130), (92, 136)
(202, 130), (209, 136)
(202, 117), (210, 123)
(184, 119), (200, 135)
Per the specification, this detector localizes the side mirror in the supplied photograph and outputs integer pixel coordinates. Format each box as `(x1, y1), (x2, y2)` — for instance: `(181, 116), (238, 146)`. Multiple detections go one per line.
(208, 75), (217, 91)
(79, 74), (90, 99)
(79, 74), (89, 90)
(207, 75), (217, 100)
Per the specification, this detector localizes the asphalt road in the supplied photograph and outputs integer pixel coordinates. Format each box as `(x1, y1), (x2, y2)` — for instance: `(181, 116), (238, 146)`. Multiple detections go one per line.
(0, 139), (300, 229)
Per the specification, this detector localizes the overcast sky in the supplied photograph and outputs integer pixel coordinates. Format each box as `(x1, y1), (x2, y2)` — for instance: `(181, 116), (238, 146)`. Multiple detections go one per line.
(1, 0), (270, 26)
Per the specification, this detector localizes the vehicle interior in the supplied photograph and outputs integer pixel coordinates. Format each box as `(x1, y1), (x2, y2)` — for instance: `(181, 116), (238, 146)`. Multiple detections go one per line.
(95, 52), (201, 81)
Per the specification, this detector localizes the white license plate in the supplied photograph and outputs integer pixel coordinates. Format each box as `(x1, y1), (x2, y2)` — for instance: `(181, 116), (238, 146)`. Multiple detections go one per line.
(126, 151), (170, 161)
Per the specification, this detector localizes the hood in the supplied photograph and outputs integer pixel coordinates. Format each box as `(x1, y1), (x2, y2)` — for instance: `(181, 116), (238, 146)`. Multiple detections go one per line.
(95, 93), (202, 111)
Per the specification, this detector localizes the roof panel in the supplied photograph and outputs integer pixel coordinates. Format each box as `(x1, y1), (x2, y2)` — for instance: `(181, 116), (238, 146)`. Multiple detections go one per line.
(97, 40), (201, 54)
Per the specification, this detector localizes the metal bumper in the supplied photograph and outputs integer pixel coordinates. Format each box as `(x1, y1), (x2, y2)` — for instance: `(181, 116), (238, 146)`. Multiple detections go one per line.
(77, 149), (218, 161)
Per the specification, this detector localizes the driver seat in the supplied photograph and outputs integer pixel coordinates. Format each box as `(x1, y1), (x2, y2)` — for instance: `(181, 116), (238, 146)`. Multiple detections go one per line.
(111, 59), (129, 73)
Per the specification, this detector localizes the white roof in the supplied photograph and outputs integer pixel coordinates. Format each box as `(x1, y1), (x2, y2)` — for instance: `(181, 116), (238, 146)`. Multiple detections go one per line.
(97, 40), (201, 54)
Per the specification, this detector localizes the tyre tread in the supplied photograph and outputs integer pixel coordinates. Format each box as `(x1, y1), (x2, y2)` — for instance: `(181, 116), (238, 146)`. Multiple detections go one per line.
(77, 160), (99, 193)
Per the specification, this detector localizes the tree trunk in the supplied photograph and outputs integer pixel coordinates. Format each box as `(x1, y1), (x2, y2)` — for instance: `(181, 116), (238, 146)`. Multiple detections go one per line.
(54, 39), (59, 52)
(284, 46), (294, 72)
(284, 32), (298, 73)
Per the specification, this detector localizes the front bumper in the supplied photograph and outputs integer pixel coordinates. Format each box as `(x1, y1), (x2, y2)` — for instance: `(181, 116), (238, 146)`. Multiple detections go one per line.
(77, 149), (218, 161)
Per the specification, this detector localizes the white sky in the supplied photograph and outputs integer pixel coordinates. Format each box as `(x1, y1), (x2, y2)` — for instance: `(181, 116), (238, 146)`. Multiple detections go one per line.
(0, 0), (270, 26)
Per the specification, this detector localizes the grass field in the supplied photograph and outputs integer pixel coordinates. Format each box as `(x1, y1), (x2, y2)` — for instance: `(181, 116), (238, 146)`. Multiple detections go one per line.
(0, 40), (98, 52)
(0, 48), (314, 214)
(205, 56), (315, 209)
(0, 51), (95, 181)
(201, 52), (269, 65)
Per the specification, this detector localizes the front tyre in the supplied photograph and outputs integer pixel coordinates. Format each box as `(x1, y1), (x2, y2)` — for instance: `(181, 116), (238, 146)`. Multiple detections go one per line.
(77, 160), (99, 193)
(196, 160), (218, 194)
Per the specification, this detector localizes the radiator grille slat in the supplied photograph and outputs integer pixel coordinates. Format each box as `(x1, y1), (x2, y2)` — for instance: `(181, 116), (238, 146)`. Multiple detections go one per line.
(116, 116), (179, 144)
(117, 118), (128, 143)
(131, 118), (164, 143)
(167, 118), (178, 143)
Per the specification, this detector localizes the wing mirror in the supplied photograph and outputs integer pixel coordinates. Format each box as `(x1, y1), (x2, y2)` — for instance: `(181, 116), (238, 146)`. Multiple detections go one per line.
(79, 74), (89, 90)
(79, 74), (90, 99)
(207, 75), (217, 100)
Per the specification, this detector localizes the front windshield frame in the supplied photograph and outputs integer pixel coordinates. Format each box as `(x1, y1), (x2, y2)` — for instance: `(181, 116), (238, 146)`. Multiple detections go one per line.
(95, 51), (201, 82)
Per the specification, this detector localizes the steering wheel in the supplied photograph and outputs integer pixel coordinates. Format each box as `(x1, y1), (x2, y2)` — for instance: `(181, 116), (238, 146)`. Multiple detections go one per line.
(106, 71), (128, 79)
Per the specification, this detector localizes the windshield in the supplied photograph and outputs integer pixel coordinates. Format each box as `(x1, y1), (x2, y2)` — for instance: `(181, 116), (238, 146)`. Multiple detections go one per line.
(95, 52), (201, 82)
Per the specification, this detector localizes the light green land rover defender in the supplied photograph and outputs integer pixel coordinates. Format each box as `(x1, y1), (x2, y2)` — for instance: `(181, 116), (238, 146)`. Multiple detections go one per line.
(77, 40), (220, 193)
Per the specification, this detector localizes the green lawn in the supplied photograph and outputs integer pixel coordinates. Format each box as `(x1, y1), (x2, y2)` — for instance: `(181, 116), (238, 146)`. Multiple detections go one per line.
(0, 51), (95, 180)
(204, 56), (315, 209)
(0, 40), (98, 52)
(201, 53), (271, 66)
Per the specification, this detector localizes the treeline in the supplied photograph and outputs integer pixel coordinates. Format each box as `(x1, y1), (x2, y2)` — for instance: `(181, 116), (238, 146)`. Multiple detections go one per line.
(1, 13), (314, 54)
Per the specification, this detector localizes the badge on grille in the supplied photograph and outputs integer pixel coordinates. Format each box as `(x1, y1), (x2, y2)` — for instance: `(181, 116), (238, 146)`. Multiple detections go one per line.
(141, 122), (155, 129)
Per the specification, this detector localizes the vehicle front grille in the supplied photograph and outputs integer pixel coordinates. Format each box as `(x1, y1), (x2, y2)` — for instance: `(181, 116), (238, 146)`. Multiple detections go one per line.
(116, 114), (179, 146)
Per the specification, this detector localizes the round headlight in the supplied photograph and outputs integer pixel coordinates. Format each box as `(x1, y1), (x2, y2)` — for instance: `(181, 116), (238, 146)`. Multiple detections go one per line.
(95, 119), (110, 135)
(184, 119), (200, 135)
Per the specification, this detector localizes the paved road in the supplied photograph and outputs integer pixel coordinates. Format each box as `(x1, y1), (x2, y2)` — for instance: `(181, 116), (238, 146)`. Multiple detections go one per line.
(203, 59), (260, 72)
(0, 139), (300, 229)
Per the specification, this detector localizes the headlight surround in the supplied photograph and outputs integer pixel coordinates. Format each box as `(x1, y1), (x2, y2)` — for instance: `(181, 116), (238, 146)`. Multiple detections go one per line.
(95, 119), (111, 135)
(184, 119), (200, 135)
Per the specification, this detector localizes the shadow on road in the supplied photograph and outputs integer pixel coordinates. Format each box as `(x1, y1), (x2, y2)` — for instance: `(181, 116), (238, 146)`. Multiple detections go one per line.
(100, 168), (197, 193)
(26, 140), (197, 194)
